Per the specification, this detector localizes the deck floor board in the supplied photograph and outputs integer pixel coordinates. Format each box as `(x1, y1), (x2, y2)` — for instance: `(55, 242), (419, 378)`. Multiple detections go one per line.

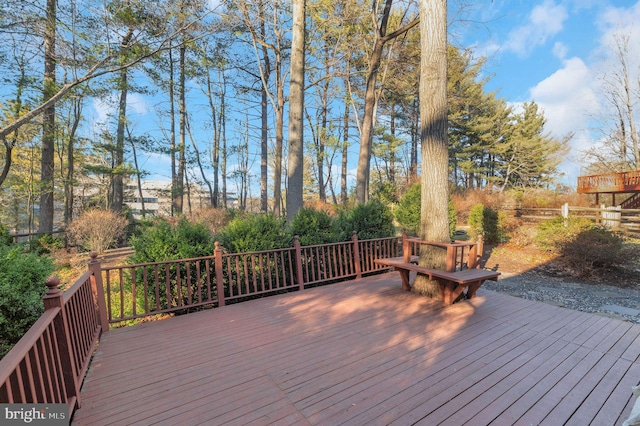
(72, 273), (640, 425)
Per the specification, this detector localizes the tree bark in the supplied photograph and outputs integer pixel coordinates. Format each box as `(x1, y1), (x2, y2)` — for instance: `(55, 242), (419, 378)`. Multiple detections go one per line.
(286, 0), (306, 222)
(39, 0), (56, 233)
(413, 0), (449, 299)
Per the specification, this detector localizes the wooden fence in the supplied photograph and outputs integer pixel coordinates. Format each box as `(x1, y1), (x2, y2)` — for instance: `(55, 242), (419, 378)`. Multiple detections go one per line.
(515, 203), (640, 234)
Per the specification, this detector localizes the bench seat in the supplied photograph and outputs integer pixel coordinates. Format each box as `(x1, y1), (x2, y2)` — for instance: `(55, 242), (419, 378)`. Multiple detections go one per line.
(374, 258), (500, 304)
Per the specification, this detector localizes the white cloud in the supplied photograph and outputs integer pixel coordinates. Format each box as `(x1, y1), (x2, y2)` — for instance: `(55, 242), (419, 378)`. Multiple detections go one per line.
(504, 0), (568, 57)
(529, 57), (599, 147)
(552, 41), (568, 59)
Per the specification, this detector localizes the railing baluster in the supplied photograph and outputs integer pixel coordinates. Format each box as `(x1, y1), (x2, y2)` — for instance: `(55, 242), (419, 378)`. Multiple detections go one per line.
(142, 266), (149, 314)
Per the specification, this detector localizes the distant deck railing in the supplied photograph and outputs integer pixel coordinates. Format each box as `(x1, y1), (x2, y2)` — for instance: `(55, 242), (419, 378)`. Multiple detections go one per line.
(577, 170), (640, 193)
(0, 232), (481, 418)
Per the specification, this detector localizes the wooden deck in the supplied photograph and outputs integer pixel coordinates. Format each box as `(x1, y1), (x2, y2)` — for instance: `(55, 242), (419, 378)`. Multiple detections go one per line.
(72, 273), (640, 425)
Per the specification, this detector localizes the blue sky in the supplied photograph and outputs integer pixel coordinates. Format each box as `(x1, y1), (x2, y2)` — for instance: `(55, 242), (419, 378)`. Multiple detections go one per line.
(459, 0), (640, 185)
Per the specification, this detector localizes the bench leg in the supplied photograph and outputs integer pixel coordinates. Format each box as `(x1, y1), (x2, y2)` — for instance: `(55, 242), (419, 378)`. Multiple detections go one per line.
(466, 280), (484, 299)
(437, 280), (467, 305)
(395, 268), (412, 291)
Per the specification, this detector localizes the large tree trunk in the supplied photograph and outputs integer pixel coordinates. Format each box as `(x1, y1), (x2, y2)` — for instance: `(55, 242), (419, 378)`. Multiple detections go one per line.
(286, 0), (306, 222)
(355, 36), (385, 204)
(413, 0), (449, 299)
(39, 0), (56, 233)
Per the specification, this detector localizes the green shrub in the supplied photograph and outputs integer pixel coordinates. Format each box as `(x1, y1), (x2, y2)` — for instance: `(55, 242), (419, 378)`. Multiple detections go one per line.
(395, 183), (421, 236)
(468, 204), (500, 243)
(395, 183), (457, 239)
(560, 226), (626, 277)
(333, 199), (395, 241)
(216, 213), (292, 253)
(0, 246), (55, 358)
(0, 224), (13, 247)
(449, 200), (458, 239)
(535, 216), (593, 252)
(289, 207), (336, 246)
(536, 217), (626, 277)
(129, 217), (215, 263)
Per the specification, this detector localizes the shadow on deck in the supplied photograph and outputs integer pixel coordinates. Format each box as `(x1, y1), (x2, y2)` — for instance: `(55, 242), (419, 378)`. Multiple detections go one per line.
(72, 273), (640, 425)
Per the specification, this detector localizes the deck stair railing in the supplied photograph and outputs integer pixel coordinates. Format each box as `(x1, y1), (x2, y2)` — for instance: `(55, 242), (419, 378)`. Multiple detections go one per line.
(622, 193), (640, 210)
(0, 233), (479, 418)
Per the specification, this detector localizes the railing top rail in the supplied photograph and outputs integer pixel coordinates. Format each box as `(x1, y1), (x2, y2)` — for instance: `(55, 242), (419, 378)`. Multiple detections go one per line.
(221, 246), (296, 257)
(62, 270), (93, 303)
(300, 239), (363, 249)
(405, 237), (478, 248)
(101, 254), (216, 271)
(0, 308), (60, 383)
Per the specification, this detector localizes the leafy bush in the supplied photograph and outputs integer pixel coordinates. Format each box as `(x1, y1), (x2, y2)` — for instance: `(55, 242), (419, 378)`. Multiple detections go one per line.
(129, 217), (215, 263)
(67, 208), (128, 253)
(536, 217), (626, 277)
(289, 207), (337, 246)
(216, 213), (292, 253)
(0, 246), (54, 358)
(395, 183), (457, 238)
(333, 199), (395, 241)
(395, 183), (421, 236)
(468, 204), (502, 243)
(0, 224), (13, 247)
(560, 226), (626, 277)
(536, 216), (593, 252)
(449, 200), (458, 239)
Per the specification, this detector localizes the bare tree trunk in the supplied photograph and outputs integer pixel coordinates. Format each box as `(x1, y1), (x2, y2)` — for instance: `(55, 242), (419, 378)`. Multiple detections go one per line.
(39, 0), (56, 233)
(169, 45), (177, 215)
(259, 0), (270, 212)
(413, 0), (449, 299)
(174, 43), (187, 214)
(112, 67), (127, 213)
(126, 125), (146, 218)
(286, 0), (306, 221)
(341, 73), (350, 204)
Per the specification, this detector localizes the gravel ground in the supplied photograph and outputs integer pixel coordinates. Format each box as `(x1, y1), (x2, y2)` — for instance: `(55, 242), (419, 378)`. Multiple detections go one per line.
(482, 271), (640, 324)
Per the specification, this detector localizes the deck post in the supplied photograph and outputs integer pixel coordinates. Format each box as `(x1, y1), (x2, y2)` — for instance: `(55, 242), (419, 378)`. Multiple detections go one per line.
(402, 232), (411, 263)
(88, 252), (109, 332)
(352, 231), (362, 279)
(445, 245), (456, 272)
(43, 277), (81, 408)
(294, 236), (305, 291)
(214, 242), (225, 306)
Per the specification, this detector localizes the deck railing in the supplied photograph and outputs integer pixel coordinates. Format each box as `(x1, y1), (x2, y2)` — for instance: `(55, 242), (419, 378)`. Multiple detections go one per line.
(102, 233), (402, 323)
(0, 232), (472, 418)
(577, 170), (640, 193)
(0, 259), (107, 418)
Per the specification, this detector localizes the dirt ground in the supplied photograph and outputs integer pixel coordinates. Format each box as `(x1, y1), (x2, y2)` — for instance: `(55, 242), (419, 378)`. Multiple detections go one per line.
(482, 242), (640, 289)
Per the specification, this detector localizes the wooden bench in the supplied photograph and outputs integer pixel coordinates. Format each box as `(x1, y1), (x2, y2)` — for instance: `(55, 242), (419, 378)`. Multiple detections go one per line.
(375, 256), (500, 305)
